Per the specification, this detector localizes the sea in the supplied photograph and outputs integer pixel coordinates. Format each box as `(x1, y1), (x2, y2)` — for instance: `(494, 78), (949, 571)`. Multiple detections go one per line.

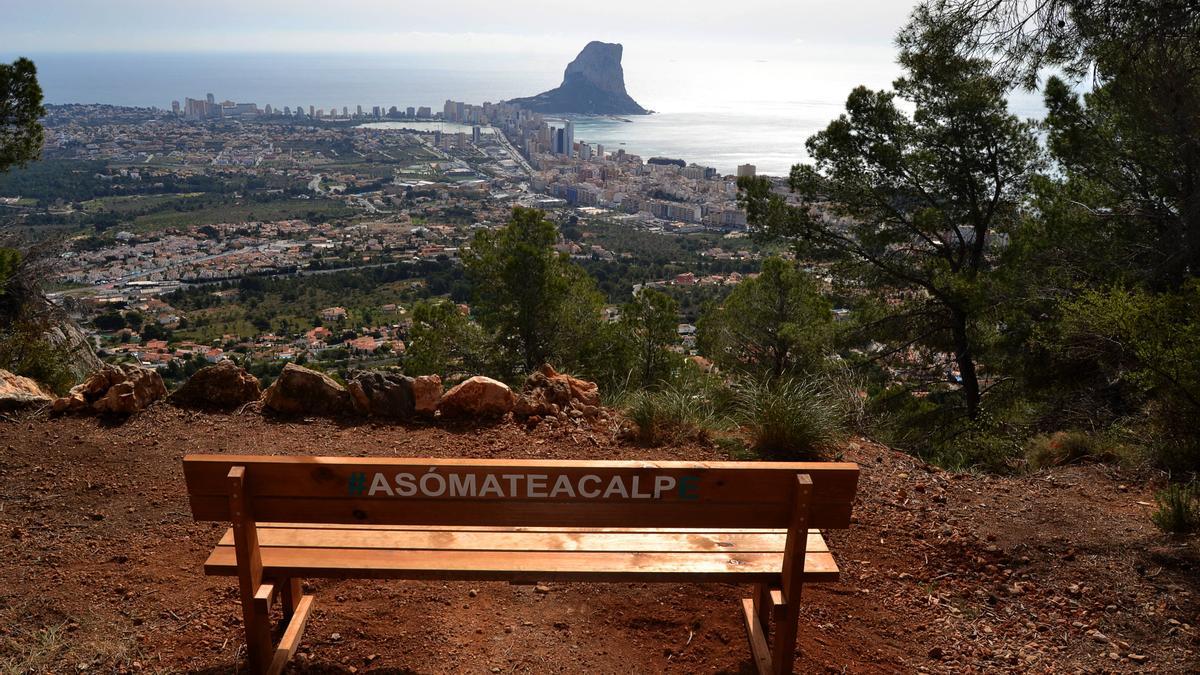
(15, 52), (1047, 176)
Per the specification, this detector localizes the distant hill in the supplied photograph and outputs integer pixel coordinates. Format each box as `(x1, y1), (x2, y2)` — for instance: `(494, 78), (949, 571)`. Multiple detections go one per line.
(507, 41), (648, 115)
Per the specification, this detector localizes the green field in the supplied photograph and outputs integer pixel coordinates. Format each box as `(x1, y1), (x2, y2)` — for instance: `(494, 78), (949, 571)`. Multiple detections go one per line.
(131, 198), (358, 231)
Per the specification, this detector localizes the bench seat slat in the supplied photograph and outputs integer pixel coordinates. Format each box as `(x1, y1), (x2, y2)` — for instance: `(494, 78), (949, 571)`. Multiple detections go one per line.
(216, 526), (829, 554)
(202, 526), (838, 583)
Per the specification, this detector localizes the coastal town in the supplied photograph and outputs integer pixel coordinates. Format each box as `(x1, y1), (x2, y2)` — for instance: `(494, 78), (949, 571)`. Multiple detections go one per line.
(2, 99), (769, 380)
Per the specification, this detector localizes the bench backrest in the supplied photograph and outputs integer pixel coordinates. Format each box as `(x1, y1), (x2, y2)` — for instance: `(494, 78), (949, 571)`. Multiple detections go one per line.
(183, 455), (859, 530)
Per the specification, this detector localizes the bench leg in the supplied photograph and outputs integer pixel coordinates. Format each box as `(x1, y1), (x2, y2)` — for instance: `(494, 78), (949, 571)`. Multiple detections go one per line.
(279, 577), (302, 622)
(753, 583), (773, 641)
(228, 467), (274, 673)
(770, 592), (801, 675)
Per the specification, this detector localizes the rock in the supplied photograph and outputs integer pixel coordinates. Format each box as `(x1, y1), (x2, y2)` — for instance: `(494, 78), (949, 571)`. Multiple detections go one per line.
(437, 376), (514, 418)
(534, 584), (550, 594)
(92, 365), (167, 414)
(506, 41), (648, 115)
(262, 363), (352, 417)
(169, 361), (260, 410)
(513, 364), (601, 420)
(411, 374), (442, 416)
(0, 369), (54, 411)
(52, 364), (166, 415)
(347, 371), (415, 419)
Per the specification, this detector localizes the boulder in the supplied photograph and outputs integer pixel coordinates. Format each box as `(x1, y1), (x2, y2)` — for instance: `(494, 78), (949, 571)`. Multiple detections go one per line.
(347, 371), (415, 419)
(52, 363), (167, 415)
(170, 361), (261, 410)
(412, 374), (443, 416)
(0, 369), (54, 411)
(93, 365), (168, 415)
(437, 376), (514, 419)
(262, 363), (352, 417)
(513, 364), (601, 420)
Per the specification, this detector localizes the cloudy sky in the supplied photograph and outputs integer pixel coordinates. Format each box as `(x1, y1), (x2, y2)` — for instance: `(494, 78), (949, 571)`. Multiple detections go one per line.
(6, 0), (920, 58)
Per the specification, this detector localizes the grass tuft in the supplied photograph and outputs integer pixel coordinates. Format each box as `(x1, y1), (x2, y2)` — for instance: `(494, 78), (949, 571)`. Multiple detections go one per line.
(1151, 483), (1199, 535)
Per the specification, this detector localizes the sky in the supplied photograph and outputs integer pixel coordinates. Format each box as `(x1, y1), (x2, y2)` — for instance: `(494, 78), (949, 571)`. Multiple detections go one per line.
(5, 0), (921, 60)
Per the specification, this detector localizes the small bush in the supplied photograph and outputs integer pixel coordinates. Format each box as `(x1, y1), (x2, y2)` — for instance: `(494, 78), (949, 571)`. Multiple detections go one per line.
(1025, 431), (1126, 469)
(1151, 483), (1199, 535)
(620, 382), (726, 447)
(735, 378), (843, 459)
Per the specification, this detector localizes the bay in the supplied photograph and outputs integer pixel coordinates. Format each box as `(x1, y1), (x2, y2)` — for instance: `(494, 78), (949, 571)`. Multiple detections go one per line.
(10, 52), (1045, 176)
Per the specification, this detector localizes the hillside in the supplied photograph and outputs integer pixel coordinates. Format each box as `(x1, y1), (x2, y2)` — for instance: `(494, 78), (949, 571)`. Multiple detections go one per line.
(1, 406), (1196, 672)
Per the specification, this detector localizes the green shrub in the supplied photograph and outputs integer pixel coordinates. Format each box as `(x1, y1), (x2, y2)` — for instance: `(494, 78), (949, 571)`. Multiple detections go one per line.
(1025, 431), (1127, 469)
(618, 372), (730, 446)
(734, 378), (843, 459)
(621, 384), (725, 446)
(1151, 483), (1199, 535)
(0, 325), (77, 395)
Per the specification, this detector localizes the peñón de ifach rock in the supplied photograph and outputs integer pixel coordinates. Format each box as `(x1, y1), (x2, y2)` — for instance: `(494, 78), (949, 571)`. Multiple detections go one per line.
(506, 41), (648, 115)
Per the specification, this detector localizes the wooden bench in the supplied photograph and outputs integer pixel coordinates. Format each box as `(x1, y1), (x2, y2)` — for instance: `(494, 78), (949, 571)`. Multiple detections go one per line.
(183, 455), (859, 674)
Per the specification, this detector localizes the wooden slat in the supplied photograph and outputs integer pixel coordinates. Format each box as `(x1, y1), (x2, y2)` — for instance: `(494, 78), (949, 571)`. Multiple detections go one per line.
(183, 455), (860, 529)
(202, 545), (840, 583)
(741, 598), (773, 675)
(252, 523), (790, 534)
(215, 526), (829, 554)
(253, 582), (275, 617)
(267, 594), (314, 675)
(188, 494), (854, 530)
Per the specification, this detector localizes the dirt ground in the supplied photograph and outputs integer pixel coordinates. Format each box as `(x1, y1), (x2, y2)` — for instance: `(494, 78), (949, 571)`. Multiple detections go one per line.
(1, 405), (1196, 673)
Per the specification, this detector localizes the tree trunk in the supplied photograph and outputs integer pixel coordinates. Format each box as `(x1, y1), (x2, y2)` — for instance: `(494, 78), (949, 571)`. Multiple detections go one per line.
(950, 309), (981, 420)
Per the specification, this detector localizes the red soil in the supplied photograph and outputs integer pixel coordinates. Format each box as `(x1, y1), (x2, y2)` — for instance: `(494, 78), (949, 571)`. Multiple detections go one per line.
(1, 405), (1196, 673)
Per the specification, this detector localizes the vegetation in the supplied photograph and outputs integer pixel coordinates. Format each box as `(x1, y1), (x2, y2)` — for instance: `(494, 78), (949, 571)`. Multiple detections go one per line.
(462, 207), (608, 377)
(1151, 483), (1199, 535)
(697, 257), (832, 379)
(0, 57), (45, 173)
(403, 299), (491, 379)
(0, 60), (82, 394)
(617, 288), (679, 387)
(734, 377), (843, 459)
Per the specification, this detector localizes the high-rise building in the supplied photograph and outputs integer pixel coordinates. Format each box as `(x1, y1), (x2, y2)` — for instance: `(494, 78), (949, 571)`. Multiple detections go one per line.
(736, 164), (757, 178)
(443, 100), (456, 121)
(342, 106), (349, 117)
(171, 100), (181, 115)
(283, 106), (291, 116)
(471, 125), (482, 144)
(309, 105), (315, 118)
(564, 121), (575, 159)
(406, 106), (415, 118)
(206, 93), (215, 105)
(596, 144), (605, 160)
(356, 105), (363, 117)
(264, 104), (273, 115)
(417, 106), (431, 118)
(372, 106), (381, 118)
